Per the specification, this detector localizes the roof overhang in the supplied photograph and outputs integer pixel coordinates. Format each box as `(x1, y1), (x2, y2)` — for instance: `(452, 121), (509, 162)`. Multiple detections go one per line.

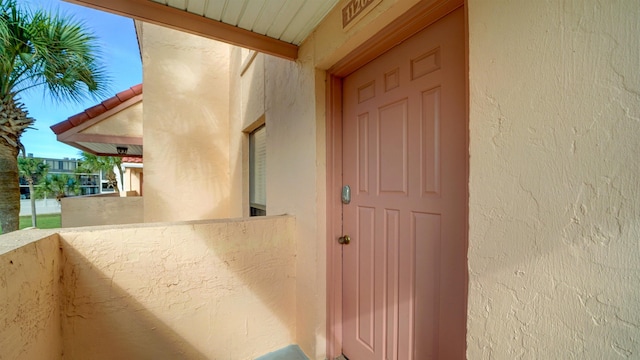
(64, 0), (340, 61)
(50, 84), (143, 158)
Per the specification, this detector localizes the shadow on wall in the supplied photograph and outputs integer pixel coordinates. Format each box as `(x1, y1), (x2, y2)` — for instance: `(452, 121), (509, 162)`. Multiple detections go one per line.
(60, 243), (209, 359)
(144, 99), (231, 221)
(194, 217), (297, 339)
(144, 28), (231, 222)
(58, 216), (296, 359)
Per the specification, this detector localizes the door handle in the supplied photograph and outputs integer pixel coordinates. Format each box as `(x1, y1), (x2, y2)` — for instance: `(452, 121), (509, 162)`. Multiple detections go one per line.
(338, 235), (351, 245)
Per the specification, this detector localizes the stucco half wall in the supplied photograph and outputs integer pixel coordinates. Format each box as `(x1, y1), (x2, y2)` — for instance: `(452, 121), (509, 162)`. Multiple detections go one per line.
(467, 0), (640, 358)
(0, 231), (62, 360)
(0, 216), (295, 360)
(61, 194), (143, 227)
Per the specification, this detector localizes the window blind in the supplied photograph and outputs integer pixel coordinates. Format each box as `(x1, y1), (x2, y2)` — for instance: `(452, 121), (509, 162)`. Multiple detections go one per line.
(250, 125), (266, 211)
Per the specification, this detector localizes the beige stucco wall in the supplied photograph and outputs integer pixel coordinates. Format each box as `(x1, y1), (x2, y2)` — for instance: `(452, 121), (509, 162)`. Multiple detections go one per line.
(142, 23), (231, 223)
(264, 53), (326, 358)
(228, 49), (265, 218)
(467, 0), (640, 358)
(0, 231), (62, 360)
(58, 216), (296, 359)
(61, 195), (143, 228)
(81, 101), (143, 137)
(123, 167), (143, 196)
(228, 46), (327, 358)
(308, 0), (421, 69)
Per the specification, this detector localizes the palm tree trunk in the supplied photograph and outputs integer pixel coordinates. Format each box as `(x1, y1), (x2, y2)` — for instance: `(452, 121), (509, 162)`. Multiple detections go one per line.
(0, 143), (19, 233)
(29, 181), (37, 227)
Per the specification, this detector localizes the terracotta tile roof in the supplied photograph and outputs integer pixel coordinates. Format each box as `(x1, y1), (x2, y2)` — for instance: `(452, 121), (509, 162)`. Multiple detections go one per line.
(50, 84), (143, 135)
(122, 156), (143, 163)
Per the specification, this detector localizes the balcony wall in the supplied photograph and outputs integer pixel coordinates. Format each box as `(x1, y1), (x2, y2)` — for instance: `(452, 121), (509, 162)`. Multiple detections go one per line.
(0, 230), (62, 359)
(0, 216), (296, 360)
(60, 194), (143, 228)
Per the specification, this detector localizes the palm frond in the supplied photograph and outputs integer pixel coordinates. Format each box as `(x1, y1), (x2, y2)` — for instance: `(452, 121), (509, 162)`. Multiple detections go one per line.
(0, 0), (110, 102)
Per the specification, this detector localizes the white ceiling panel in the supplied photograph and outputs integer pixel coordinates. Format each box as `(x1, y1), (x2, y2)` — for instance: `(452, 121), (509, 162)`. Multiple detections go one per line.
(283, 0), (336, 44)
(79, 142), (144, 157)
(265, 0), (304, 40)
(203, 0), (225, 21)
(166, 0), (187, 10)
(236, 0), (267, 30)
(220, 0), (246, 26)
(250, 0), (287, 35)
(185, 0), (207, 16)
(151, 0), (340, 45)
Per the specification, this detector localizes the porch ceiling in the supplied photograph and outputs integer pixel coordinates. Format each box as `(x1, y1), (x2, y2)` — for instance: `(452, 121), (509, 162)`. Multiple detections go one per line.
(64, 0), (341, 60)
(50, 84), (143, 158)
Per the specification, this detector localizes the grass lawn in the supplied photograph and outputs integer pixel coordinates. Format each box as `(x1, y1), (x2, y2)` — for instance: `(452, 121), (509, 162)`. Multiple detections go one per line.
(0, 214), (61, 234)
(19, 214), (61, 230)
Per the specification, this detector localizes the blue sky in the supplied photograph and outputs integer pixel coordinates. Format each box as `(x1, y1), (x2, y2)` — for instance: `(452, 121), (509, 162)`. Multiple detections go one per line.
(20, 0), (142, 159)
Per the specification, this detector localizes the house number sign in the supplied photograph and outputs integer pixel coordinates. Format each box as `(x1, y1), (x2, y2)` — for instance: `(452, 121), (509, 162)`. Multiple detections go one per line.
(342, 0), (382, 29)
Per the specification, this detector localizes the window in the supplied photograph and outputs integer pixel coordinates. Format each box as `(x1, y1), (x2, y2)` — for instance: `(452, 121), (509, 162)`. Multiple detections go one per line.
(249, 125), (266, 216)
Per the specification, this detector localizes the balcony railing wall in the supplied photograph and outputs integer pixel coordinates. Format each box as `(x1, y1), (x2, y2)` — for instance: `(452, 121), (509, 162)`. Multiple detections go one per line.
(1, 216), (295, 359)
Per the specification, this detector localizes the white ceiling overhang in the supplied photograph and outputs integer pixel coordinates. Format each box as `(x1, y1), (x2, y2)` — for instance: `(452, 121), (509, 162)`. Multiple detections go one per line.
(65, 0), (341, 60)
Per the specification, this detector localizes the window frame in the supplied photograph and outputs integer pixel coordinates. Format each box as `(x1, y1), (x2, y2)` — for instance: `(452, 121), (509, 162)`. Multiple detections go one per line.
(248, 124), (266, 216)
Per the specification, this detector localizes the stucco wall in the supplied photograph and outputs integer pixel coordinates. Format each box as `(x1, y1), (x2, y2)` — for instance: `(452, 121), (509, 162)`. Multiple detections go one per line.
(264, 53), (326, 358)
(0, 231), (62, 360)
(228, 49), (265, 218)
(58, 216), (296, 359)
(142, 23), (231, 223)
(307, 0), (421, 69)
(19, 199), (60, 216)
(80, 101), (143, 137)
(467, 0), (640, 358)
(228, 46), (327, 358)
(123, 167), (143, 196)
(61, 195), (143, 228)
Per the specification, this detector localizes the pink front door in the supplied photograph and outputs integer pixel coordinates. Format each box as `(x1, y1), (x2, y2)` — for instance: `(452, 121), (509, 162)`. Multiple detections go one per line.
(341, 8), (466, 360)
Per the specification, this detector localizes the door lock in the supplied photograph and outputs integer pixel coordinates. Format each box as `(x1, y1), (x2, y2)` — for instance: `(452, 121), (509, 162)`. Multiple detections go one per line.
(341, 185), (351, 204)
(338, 235), (351, 245)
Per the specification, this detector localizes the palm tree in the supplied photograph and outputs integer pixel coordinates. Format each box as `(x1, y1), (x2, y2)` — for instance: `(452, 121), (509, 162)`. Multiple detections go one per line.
(36, 173), (80, 202)
(17, 156), (48, 227)
(77, 151), (123, 192)
(0, 0), (108, 233)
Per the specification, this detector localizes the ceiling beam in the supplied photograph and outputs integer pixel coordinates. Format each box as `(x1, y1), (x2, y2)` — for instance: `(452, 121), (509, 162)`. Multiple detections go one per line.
(64, 0), (299, 60)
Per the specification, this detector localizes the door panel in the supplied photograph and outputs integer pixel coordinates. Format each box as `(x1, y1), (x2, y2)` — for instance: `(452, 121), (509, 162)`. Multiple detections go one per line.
(342, 8), (466, 360)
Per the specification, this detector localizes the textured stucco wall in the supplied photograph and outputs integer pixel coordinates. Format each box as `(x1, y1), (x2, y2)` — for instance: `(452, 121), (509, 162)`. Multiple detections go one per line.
(142, 23), (231, 223)
(80, 101), (142, 137)
(228, 49), (266, 218)
(58, 216), (296, 359)
(0, 231), (62, 360)
(61, 196), (143, 228)
(307, 0), (421, 69)
(123, 167), (143, 196)
(468, 0), (640, 358)
(228, 45), (327, 358)
(264, 52), (325, 359)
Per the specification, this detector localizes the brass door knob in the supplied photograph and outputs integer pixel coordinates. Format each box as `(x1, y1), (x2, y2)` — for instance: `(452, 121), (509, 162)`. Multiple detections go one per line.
(338, 235), (351, 245)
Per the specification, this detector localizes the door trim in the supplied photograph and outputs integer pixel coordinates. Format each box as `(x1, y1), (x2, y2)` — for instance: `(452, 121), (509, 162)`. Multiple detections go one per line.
(325, 0), (465, 358)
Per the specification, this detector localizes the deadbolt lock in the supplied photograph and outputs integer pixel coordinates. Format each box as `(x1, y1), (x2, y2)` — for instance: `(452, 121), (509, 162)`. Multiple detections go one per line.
(338, 235), (351, 245)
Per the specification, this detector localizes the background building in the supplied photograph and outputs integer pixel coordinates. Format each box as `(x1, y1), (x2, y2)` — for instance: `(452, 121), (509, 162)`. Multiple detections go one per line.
(19, 153), (114, 199)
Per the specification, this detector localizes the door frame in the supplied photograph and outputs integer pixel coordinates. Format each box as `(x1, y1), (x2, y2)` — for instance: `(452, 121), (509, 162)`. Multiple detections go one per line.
(325, 0), (466, 358)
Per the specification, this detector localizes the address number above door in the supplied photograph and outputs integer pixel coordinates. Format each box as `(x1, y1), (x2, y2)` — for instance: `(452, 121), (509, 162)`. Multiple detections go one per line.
(342, 0), (383, 30)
